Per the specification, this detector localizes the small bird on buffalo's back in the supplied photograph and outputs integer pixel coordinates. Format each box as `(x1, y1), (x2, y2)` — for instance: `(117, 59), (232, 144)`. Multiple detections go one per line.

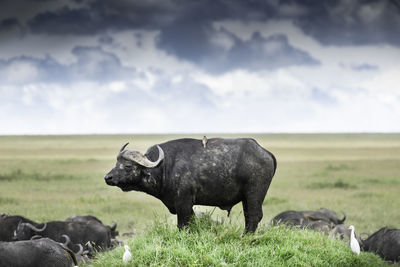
(202, 135), (207, 148)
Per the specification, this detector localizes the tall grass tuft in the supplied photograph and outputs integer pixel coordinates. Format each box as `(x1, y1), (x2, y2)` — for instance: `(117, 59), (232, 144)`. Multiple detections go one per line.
(89, 215), (387, 267)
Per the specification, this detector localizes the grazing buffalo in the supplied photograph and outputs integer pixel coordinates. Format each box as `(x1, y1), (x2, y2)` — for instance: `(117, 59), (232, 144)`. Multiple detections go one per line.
(15, 220), (111, 251)
(66, 215), (119, 238)
(105, 138), (277, 233)
(272, 208), (346, 227)
(0, 215), (40, 241)
(0, 238), (78, 267)
(361, 227), (400, 262)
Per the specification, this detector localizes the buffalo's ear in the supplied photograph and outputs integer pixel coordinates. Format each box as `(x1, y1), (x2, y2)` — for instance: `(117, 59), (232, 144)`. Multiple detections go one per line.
(111, 222), (117, 231)
(120, 143), (129, 152)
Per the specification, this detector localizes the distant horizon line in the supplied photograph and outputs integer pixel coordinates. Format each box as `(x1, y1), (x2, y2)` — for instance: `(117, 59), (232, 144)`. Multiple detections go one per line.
(0, 132), (399, 137)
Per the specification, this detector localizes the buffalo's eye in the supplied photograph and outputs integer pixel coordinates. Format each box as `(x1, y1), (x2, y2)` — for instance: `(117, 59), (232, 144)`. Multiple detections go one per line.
(124, 165), (132, 169)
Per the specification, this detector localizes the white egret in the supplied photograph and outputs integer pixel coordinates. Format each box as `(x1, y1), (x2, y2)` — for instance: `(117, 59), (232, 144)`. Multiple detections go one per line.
(123, 244), (132, 263)
(349, 225), (360, 255)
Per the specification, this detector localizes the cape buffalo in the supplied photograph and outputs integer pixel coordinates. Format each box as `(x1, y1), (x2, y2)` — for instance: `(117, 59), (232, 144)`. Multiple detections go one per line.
(66, 215), (119, 238)
(0, 238), (78, 267)
(361, 227), (400, 262)
(105, 138), (277, 233)
(0, 215), (40, 241)
(15, 221), (111, 251)
(272, 208), (346, 227)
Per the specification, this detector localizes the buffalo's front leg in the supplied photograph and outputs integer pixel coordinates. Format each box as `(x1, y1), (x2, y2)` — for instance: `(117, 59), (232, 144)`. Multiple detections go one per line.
(175, 197), (195, 229)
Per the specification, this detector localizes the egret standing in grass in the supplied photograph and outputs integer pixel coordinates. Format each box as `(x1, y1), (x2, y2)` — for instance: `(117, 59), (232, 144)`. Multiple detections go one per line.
(349, 225), (360, 255)
(123, 245), (132, 263)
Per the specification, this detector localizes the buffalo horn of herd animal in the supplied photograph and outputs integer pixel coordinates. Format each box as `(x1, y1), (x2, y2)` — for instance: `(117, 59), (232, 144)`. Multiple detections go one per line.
(120, 144), (164, 168)
(25, 222), (47, 232)
(61, 234), (71, 246)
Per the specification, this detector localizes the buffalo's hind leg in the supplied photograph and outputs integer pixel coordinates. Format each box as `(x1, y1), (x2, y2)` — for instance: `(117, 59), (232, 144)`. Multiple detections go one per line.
(242, 188), (266, 233)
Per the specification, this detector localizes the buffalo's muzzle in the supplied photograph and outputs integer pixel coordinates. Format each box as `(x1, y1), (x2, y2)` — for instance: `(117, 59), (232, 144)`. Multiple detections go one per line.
(104, 173), (114, 185)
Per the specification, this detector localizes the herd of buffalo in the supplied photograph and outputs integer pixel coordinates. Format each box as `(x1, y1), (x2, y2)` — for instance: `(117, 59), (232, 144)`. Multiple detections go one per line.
(1, 137), (399, 266)
(0, 213), (120, 266)
(270, 208), (400, 263)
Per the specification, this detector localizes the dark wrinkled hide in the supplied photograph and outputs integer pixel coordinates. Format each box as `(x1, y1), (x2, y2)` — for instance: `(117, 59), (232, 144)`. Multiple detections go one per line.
(15, 221), (111, 252)
(66, 215), (119, 239)
(0, 238), (77, 267)
(361, 227), (400, 262)
(272, 208), (345, 227)
(105, 138), (276, 233)
(0, 215), (39, 241)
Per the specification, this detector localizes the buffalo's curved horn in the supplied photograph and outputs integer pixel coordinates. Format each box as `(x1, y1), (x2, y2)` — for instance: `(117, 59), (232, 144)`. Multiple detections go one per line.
(338, 212), (346, 224)
(120, 142), (129, 152)
(111, 221), (117, 231)
(61, 234), (71, 246)
(25, 223), (47, 232)
(76, 244), (84, 255)
(122, 145), (164, 168)
(31, 235), (42, 240)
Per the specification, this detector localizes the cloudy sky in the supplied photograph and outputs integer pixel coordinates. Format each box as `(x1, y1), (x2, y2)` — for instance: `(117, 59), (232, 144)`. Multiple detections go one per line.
(1, 0), (400, 134)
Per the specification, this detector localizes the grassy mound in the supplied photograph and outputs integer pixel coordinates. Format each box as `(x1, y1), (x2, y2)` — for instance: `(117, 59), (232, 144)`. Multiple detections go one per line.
(89, 215), (387, 267)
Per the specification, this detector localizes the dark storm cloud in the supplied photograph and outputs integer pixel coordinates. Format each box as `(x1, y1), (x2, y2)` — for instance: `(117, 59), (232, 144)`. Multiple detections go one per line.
(23, 0), (400, 45)
(27, 0), (178, 35)
(292, 0), (400, 46)
(3, 0), (399, 73)
(0, 17), (23, 35)
(98, 34), (114, 45)
(29, 7), (97, 35)
(0, 46), (135, 84)
(193, 32), (320, 74)
(0, 18), (19, 29)
(226, 33), (320, 70)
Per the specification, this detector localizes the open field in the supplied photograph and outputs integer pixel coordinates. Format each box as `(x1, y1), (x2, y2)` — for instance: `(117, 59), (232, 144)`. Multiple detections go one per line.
(1, 134), (399, 265)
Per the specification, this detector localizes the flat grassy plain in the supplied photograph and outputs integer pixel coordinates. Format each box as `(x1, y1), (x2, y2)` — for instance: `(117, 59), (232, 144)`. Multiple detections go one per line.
(1, 134), (399, 265)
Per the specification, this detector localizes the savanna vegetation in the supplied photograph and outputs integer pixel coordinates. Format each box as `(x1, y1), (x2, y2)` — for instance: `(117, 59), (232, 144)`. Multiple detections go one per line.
(1, 134), (399, 266)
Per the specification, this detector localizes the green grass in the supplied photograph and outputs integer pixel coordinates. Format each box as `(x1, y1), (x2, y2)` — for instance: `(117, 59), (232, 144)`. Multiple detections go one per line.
(0, 133), (399, 265)
(89, 215), (387, 267)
